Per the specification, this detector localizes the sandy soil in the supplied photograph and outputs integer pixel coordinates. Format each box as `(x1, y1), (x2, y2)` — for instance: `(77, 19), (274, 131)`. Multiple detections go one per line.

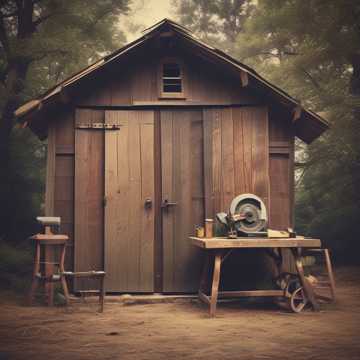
(0, 267), (360, 360)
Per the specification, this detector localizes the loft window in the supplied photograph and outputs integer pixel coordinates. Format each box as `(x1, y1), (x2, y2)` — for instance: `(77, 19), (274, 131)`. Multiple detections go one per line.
(162, 62), (182, 94)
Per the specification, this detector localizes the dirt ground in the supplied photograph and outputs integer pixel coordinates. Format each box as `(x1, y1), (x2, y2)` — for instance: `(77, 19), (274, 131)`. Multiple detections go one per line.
(0, 267), (360, 360)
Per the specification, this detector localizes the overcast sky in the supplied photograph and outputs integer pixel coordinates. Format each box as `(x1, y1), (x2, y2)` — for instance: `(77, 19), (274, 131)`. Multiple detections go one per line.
(124, 0), (174, 40)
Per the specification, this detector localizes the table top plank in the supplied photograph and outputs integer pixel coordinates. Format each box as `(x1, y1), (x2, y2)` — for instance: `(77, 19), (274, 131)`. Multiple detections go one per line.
(190, 236), (321, 249)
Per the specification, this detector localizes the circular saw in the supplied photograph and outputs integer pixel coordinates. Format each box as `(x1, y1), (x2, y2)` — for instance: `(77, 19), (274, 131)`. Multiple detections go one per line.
(216, 194), (268, 237)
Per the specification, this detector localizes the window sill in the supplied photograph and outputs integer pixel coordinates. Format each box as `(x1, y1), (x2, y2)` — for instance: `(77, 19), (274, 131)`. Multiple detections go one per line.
(159, 93), (186, 100)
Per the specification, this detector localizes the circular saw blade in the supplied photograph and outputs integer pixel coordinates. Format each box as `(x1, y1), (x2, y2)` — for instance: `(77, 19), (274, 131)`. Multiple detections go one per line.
(230, 194), (268, 234)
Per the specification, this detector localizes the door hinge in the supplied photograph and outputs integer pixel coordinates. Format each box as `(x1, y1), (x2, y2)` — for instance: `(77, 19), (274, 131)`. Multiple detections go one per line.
(76, 123), (121, 130)
(103, 196), (107, 207)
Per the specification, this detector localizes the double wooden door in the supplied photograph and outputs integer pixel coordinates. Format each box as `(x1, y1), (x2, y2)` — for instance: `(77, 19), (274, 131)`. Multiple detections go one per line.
(74, 106), (269, 292)
(97, 109), (203, 292)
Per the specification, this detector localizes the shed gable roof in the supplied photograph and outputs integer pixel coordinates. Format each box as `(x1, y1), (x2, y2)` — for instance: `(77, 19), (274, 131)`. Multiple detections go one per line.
(14, 18), (329, 143)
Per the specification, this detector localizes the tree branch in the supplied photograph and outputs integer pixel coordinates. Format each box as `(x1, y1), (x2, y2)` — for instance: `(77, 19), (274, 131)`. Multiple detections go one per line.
(300, 67), (322, 90)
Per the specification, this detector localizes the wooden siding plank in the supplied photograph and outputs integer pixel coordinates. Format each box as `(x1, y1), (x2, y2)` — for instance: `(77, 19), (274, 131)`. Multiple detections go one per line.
(105, 111), (129, 291)
(74, 109), (104, 290)
(139, 113), (155, 290)
(161, 110), (175, 291)
(212, 110), (222, 214)
(252, 107), (270, 210)
(233, 107), (246, 195)
(45, 123), (56, 215)
(221, 108), (235, 211)
(203, 109), (214, 218)
(55, 110), (74, 153)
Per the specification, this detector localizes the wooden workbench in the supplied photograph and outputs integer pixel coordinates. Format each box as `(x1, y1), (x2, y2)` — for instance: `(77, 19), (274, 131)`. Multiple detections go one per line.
(190, 236), (321, 316)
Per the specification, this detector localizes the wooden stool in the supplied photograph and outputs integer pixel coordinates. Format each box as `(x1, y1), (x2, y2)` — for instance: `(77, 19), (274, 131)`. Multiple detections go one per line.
(62, 271), (106, 312)
(28, 233), (70, 306)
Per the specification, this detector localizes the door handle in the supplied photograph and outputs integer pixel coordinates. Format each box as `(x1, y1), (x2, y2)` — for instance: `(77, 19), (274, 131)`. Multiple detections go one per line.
(144, 198), (152, 209)
(161, 199), (178, 208)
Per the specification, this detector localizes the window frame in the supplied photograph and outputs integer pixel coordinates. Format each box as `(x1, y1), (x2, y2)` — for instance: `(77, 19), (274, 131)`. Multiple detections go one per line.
(158, 58), (186, 99)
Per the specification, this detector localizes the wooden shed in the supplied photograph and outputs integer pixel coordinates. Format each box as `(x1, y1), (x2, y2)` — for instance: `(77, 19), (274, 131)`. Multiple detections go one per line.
(15, 19), (328, 293)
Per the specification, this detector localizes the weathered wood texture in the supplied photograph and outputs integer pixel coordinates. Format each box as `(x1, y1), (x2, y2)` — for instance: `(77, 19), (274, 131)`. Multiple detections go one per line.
(54, 109), (75, 270)
(44, 124), (56, 216)
(203, 107), (269, 217)
(161, 110), (204, 292)
(191, 237), (321, 249)
(104, 110), (155, 292)
(268, 106), (294, 229)
(268, 106), (295, 272)
(74, 109), (104, 290)
(77, 44), (257, 107)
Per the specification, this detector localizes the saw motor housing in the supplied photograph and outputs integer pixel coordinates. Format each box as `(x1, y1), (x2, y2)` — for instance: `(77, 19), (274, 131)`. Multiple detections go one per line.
(216, 194), (268, 237)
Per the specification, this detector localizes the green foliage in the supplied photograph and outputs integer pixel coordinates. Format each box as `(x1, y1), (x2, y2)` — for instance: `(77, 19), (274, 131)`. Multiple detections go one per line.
(0, 1), (131, 289)
(0, 241), (33, 292)
(172, 0), (254, 54)
(3, 126), (46, 243)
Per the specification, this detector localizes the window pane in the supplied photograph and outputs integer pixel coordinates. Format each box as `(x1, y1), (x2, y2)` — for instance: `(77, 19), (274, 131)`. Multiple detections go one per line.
(163, 63), (181, 77)
(163, 79), (182, 92)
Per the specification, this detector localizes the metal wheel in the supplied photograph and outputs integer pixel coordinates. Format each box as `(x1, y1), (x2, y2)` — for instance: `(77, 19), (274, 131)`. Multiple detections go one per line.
(290, 287), (308, 313)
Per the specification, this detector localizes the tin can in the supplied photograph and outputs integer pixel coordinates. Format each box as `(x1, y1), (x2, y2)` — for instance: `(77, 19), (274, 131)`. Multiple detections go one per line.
(195, 226), (205, 238)
(205, 218), (214, 238)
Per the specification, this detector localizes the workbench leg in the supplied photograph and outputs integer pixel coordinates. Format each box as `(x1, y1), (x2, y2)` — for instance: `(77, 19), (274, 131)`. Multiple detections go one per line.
(199, 253), (210, 295)
(324, 249), (336, 302)
(210, 252), (222, 317)
(59, 244), (70, 305)
(291, 248), (320, 311)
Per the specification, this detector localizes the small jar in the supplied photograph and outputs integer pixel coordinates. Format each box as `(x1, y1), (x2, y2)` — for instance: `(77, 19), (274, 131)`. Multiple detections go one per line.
(205, 218), (214, 238)
(195, 226), (205, 238)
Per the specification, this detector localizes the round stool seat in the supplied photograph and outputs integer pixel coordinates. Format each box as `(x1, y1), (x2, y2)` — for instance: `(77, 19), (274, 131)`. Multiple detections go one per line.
(29, 234), (69, 245)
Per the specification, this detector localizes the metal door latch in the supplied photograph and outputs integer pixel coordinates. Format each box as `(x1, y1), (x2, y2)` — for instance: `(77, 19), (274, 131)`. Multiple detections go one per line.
(161, 199), (178, 208)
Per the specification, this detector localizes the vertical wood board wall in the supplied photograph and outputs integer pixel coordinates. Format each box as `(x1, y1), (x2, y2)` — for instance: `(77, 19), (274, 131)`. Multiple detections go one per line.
(203, 106), (269, 218)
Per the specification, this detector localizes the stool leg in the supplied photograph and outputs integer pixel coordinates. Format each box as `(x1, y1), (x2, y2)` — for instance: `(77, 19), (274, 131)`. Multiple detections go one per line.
(210, 252), (222, 317)
(59, 244), (70, 305)
(45, 245), (54, 306)
(28, 242), (41, 305)
(324, 249), (336, 302)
